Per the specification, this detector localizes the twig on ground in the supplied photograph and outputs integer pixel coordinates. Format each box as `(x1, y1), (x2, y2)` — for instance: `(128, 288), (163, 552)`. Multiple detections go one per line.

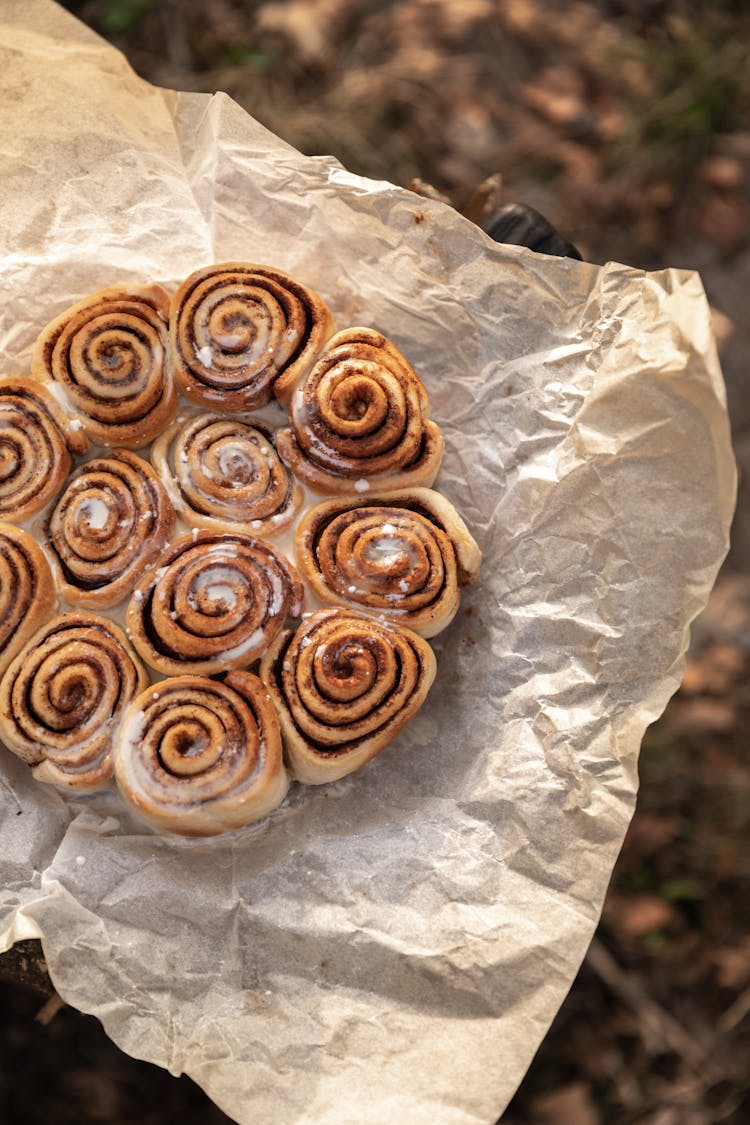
(586, 938), (722, 1082)
(405, 178), (453, 206)
(716, 984), (750, 1036)
(462, 174), (504, 224)
(35, 991), (65, 1026)
(159, 0), (193, 71)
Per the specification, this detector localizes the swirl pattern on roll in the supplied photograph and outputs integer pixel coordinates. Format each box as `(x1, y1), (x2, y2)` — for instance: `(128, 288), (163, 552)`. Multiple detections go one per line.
(31, 284), (176, 448)
(259, 608), (436, 784)
(0, 377), (87, 522)
(126, 530), (305, 676)
(276, 327), (444, 494)
(0, 613), (147, 791)
(295, 488), (482, 637)
(47, 451), (175, 609)
(113, 672), (288, 836)
(169, 262), (334, 412)
(152, 413), (301, 537)
(0, 523), (57, 678)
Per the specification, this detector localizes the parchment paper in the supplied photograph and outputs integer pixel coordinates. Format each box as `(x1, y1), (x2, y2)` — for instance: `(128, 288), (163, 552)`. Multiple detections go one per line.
(0, 3), (736, 1123)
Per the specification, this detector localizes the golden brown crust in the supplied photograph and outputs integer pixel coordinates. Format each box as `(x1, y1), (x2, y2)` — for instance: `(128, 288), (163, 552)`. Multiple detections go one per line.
(113, 672), (288, 836)
(295, 488), (481, 637)
(1, 266), (482, 835)
(276, 327), (444, 493)
(0, 376), (87, 522)
(47, 450), (175, 609)
(0, 523), (57, 679)
(151, 413), (302, 537)
(169, 262), (334, 412)
(31, 283), (176, 449)
(0, 612), (147, 791)
(126, 530), (305, 676)
(259, 608), (436, 784)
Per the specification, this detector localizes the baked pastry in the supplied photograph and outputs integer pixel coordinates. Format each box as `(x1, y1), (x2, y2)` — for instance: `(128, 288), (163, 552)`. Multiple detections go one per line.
(47, 450), (175, 608)
(0, 376), (88, 522)
(276, 327), (444, 493)
(295, 488), (482, 636)
(151, 413), (301, 537)
(169, 262), (334, 411)
(113, 671), (288, 836)
(0, 523), (57, 678)
(259, 608), (436, 784)
(126, 530), (304, 676)
(0, 613), (147, 791)
(31, 284), (176, 448)
(2, 265), (482, 835)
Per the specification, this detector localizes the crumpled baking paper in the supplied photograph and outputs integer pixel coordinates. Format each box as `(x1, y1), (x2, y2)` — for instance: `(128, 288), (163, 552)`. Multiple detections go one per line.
(0, 3), (736, 1123)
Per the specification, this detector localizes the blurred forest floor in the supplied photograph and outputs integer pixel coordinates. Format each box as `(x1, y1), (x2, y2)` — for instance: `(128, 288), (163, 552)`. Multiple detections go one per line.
(2, 1), (749, 1123)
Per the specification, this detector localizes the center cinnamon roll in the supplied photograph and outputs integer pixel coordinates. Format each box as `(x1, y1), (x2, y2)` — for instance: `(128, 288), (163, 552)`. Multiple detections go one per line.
(126, 530), (304, 675)
(151, 413), (301, 536)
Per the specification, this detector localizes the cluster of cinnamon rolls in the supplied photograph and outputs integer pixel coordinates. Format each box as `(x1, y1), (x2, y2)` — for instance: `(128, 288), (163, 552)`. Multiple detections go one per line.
(0, 263), (480, 836)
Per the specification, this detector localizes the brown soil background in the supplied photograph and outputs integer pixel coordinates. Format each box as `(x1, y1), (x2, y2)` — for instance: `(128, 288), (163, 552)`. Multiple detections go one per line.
(2, 2), (749, 1123)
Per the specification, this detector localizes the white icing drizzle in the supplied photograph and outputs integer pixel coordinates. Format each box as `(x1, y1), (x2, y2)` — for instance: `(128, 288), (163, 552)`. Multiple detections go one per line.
(77, 496), (110, 529)
(365, 537), (405, 566)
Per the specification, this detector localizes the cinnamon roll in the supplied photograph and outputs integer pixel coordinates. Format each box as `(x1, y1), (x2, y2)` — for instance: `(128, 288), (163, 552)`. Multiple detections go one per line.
(47, 451), (175, 609)
(0, 613), (147, 791)
(31, 284), (176, 448)
(276, 327), (444, 494)
(0, 523), (57, 678)
(0, 376), (88, 522)
(151, 413), (301, 537)
(126, 530), (304, 676)
(295, 488), (481, 637)
(113, 671), (288, 836)
(169, 263), (334, 412)
(259, 608), (436, 784)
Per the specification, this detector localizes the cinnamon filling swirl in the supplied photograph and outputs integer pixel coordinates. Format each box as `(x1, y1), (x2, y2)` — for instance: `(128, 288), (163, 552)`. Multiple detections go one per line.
(47, 450), (175, 608)
(170, 262), (334, 411)
(152, 413), (301, 537)
(276, 327), (444, 493)
(260, 608), (436, 784)
(0, 377), (87, 522)
(0, 523), (57, 678)
(295, 488), (481, 637)
(0, 613), (147, 791)
(126, 530), (304, 676)
(114, 671), (287, 836)
(32, 284), (176, 448)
